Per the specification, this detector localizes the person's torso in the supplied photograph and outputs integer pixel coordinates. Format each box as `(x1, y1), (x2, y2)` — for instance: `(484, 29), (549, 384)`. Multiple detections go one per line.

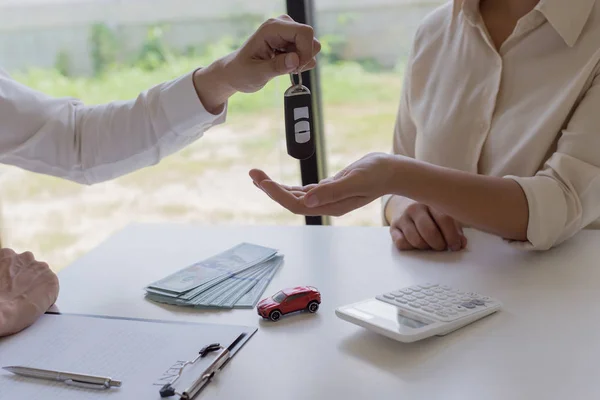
(407, 0), (600, 184)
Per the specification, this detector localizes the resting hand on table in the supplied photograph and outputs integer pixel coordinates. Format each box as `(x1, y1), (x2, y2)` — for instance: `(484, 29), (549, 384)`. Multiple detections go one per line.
(250, 152), (394, 217)
(0, 249), (59, 337)
(386, 196), (467, 252)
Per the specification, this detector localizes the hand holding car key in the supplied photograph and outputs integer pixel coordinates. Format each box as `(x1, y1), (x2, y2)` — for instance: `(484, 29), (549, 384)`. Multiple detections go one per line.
(284, 72), (315, 160)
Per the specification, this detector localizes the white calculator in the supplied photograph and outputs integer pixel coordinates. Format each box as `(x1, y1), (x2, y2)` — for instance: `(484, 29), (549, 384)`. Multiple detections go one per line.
(335, 283), (502, 343)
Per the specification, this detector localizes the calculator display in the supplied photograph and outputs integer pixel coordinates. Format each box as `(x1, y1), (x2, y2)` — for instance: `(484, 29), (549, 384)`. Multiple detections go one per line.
(355, 300), (430, 329)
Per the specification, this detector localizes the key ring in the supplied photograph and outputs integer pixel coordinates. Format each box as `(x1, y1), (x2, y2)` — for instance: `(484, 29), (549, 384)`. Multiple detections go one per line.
(289, 72), (302, 87)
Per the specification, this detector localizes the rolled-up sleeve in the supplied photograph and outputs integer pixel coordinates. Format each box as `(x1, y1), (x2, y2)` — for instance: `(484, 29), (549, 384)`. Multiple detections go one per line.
(0, 69), (227, 185)
(505, 74), (600, 250)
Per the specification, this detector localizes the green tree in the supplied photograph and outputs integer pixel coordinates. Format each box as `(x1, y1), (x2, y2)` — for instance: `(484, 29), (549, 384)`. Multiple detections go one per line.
(89, 23), (119, 76)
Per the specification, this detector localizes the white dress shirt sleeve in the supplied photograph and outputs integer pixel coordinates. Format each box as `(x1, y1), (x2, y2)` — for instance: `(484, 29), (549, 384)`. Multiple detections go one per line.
(0, 69), (226, 184)
(505, 73), (600, 250)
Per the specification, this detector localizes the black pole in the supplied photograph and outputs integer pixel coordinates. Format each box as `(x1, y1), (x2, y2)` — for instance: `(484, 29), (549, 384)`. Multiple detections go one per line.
(285, 0), (329, 226)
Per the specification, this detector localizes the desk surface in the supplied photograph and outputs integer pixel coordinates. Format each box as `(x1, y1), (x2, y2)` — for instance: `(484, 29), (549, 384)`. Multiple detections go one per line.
(56, 224), (600, 400)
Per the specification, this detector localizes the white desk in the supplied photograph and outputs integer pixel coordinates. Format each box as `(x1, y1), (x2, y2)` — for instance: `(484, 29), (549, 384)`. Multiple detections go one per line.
(56, 224), (600, 400)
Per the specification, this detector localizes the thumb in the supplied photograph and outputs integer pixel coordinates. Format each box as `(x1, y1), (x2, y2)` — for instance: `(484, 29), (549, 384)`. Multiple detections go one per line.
(269, 52), (300, 77)
(304, 177), (359, 208)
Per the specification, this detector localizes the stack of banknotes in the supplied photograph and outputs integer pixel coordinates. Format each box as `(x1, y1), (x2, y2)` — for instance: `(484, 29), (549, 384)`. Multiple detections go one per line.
(145, 243), (283, 309)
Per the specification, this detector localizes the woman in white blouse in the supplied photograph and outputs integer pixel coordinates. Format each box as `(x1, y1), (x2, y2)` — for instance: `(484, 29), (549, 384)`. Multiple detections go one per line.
(251, 0), (600, 252)
(0, 15), (320, 337)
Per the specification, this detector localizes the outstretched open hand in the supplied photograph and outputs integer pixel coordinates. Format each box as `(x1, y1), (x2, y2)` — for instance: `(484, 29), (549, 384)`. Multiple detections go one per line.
(250, 152), (396, 217)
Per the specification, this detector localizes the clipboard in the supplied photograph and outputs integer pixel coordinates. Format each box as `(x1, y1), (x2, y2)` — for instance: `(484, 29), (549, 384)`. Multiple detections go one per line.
(0, 312), (257, 400)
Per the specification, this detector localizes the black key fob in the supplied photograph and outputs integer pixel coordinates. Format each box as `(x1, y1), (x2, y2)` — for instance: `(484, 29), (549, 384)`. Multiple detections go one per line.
(284, 73), (315, 160)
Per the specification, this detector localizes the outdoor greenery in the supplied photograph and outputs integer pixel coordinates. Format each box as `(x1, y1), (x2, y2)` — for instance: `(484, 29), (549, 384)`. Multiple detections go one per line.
(1, 23), (404, 271)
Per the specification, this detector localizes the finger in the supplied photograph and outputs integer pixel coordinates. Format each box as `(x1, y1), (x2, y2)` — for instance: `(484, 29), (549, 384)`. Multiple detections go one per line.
(249, 169), (272, 185)
(412, 212), (446, 251)
(313, 38), (322, 55)
(278, 14), (293, 22)
(299, 58), (317, 72)
(263, 18), (315, 66)
(280, 183), (318, 192)
(290, 190), (306, 198)
(259, 180), (305, 213)
(456, 222), (468, 248)
(399, 215), (430, 250)
(272, 52), (300, 75)
(19, 251), (36, 263)
(390, 227), (414, 251)
(303, 196), (371, 217)
(430, 209), (462, 251)
(304, 176), (362, 208)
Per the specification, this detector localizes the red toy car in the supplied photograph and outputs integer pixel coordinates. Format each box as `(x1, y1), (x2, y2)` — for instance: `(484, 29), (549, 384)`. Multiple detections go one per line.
(257, 286), (321, 321)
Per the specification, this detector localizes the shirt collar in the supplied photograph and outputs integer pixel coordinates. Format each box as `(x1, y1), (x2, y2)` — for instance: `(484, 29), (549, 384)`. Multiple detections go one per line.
(537, 0), (596, 47)
(454, 0), (596, 47)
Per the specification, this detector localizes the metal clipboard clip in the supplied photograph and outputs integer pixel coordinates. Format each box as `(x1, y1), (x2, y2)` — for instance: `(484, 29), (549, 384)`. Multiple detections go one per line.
(159, 333), (246, 400)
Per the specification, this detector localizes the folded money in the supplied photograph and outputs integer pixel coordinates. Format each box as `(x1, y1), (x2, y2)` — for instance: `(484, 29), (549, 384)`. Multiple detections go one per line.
(145, 243), (283, 309)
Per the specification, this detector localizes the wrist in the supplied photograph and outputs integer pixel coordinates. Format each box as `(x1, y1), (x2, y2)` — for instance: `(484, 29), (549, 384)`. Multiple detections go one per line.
(192, 55), (237, 115)
(383, 154), (409, 196)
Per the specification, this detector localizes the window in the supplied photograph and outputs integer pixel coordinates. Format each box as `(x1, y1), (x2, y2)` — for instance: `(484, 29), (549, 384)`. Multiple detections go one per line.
(318, 1), (444, 226)
(0, 0), (305, 272)
(284, 293), (304, 303)
(0, 0), (440, 271)
(272, 291), (287, 303)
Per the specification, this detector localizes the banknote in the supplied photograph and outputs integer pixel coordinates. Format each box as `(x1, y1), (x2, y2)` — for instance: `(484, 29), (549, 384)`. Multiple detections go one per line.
(233, 258), (283, 308)
(144, 247), (283, 309)
(146, 243), (278, 294)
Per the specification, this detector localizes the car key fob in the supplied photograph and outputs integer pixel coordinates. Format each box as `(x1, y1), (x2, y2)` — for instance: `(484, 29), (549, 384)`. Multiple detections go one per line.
(284, 73), (315, 160)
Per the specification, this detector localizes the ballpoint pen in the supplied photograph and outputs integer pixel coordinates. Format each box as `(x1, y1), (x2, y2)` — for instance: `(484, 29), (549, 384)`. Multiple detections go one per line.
(2, 366), (122, 390)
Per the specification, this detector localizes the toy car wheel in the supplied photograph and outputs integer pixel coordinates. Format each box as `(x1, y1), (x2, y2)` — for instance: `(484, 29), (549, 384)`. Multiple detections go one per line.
(307, 301), (319, 313)
(269, 310), (282, 321)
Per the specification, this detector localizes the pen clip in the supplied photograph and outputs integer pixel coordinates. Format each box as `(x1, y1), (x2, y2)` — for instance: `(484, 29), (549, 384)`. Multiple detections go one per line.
(64, 379), (110, 390)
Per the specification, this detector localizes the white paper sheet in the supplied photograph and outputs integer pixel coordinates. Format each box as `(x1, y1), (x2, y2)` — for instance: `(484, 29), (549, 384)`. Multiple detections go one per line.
(0, 314), (255, 399)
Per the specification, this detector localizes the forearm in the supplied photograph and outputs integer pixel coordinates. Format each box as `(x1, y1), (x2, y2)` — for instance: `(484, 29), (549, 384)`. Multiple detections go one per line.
(390, 157), (529, 241)
(0, 70), (226, 185)
(192, 55), (237, 115)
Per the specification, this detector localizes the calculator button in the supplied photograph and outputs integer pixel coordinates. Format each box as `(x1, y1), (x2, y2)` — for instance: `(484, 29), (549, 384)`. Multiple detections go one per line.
(395, 298), (408, 304)
(461, 302), (476, 309)
(422, 290), (435, 296)
(383, 294), (395, 300)
(409, 286), (422, 292)
(400, 288), (413, 294)
(409, 303), (421, 309)
(444, 309), (458, 316)
(445, 292), (456, 298)
(404, 295), (416, 302)
(451, 299), (462, 304)
(429, 304), (442, 310)
(454, 305), (467, 312)
(435, 294), (448, 300)
(422, 306), (434, 313)
(460, 296), (472, 302)
(419, 283), (437, 289)
(428, 298), (439, 303)
(391, 291), (404, 297)
(471, 299), (485, 306)
(441, 302), (453, 307)
(416, 300), (429, 306)
(441, 285), (452, 290)
(480, 296), (492, 301)
(466, 292), (480, 298)
(433, 287), (444, 293)
(413, 293), (426, 299)
(436, 311), (449, 318)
